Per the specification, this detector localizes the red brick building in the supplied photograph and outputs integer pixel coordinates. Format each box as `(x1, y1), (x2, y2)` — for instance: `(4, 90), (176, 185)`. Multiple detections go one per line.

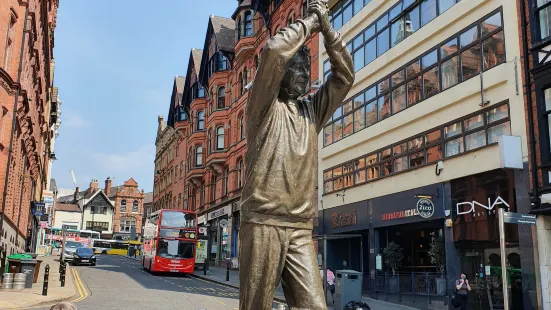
(0, 0), (59, 254)
(153, 0), (319, 266)
(109, 178), (145, 240)
(516, 0), (551, 307)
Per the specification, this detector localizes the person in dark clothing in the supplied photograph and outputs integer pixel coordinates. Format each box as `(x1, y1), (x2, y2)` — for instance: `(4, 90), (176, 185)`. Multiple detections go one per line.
(455, 273), (471, 310)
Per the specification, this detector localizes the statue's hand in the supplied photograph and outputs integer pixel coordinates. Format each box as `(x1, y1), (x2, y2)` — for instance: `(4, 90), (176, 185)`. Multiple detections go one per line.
(308, 0), (331, 35)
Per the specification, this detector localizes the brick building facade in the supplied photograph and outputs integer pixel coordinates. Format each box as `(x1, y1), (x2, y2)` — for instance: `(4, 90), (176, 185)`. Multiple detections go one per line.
(0, 0), (59, 255)
(516, 0), (551, 307)
(153, 0), (319, 266)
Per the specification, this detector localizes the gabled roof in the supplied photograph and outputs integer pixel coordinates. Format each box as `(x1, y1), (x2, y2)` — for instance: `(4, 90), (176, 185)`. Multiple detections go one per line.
(191, 49), (203, 76)
(124, 178), (139, 187)
(198, 16), (236, 85)
(82, 189), (115, 209)
(175, 76), (185, 95)
(211, 16), (236, 52)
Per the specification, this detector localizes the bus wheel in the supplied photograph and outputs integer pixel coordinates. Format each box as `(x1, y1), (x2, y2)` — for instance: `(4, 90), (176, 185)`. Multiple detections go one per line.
(102, 250), (107, 255)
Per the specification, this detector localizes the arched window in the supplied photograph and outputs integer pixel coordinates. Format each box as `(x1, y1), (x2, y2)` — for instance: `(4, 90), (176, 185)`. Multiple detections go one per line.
(196, 146), (203, 166)
(180, 161), (183, 177)
(237, 159), (244, 188)
(237, 16), (242, 40)
(132, 200), (139, 213)
(216, 126), (225, 150)
(197, 111), (204, 130)
(207, 128), (212, 154)
(241, 72), (248, 95)
(120, 200), (127, 212)
(239, 114), (245, 140)
(244, 11), (253, 36)
(224, 167), (230, 195)
(217, 87), (226, 109)
(239, 72), (243, 95)
(211, 175), (217, 201)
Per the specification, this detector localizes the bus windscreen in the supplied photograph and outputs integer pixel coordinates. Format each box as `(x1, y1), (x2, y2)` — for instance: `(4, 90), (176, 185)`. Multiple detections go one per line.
(157, 239), (194, 259)
(160, 212), (196, 228)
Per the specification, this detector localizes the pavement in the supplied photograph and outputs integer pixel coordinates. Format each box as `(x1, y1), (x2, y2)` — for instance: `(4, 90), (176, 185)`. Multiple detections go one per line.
(30, 254), (287, 310)
(0, 255), (77, 309)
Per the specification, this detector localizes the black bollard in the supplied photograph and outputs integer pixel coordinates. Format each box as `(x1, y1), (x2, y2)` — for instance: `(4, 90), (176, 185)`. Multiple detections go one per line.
(60, 262), (66, 287)
(226, 260), (230, 281)
(203, 261), (207, 275)
(42, 264), (50, 296)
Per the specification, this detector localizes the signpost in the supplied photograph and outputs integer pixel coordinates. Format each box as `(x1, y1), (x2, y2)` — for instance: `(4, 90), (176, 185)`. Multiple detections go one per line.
(498, 209), (536, 310)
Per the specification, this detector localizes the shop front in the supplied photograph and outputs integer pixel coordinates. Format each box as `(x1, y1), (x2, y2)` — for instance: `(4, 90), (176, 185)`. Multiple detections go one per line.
(321, 184), (445, 301)
(451, 169), (538, 310)
(206, 204), (232, 266)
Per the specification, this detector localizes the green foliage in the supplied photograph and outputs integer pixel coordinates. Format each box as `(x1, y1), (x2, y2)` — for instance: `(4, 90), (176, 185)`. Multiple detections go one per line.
(428, 232), (445, 275)
(383, 241), (403, 276)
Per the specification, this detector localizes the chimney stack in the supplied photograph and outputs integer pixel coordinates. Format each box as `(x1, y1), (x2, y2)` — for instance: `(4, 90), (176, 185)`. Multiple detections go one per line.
(89, 179), (98, 195)
(105, 177), (112, 196)
(74, 187), (79, 202)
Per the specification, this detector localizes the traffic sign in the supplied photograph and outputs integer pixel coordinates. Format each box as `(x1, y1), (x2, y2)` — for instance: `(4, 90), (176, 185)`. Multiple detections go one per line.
(503, 212), (536, 225)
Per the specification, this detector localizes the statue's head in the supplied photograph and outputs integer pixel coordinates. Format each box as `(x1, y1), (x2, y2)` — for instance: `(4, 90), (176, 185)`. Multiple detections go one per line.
(280, 46), (310, 100)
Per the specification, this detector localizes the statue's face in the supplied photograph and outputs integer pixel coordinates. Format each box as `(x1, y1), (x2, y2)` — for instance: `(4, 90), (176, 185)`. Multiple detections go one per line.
(280, 52), (310, 99)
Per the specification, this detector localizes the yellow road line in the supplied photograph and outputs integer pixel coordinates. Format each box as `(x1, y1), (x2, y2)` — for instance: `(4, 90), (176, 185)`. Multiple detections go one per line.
(71, 268), (89, 303)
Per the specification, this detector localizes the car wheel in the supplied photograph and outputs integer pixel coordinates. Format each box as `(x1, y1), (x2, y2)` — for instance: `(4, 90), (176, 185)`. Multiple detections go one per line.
(91, 263), (96, 266)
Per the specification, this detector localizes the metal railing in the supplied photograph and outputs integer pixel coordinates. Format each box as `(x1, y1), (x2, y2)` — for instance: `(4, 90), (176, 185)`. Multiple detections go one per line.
(368, 272), (448, 305)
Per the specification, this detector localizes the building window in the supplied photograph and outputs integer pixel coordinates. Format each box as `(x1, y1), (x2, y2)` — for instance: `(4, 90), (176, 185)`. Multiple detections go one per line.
(90, 206), (108, 215)
(237, 16), (242, 40)
(132, 200), (139, 213)
(239, 114), (245, 140)
(120, 200), (127, 212)
(239, 72), (244, 95)
(537, 0), (551, 40)
(120, 218), (136, 233)
(196, 146), (203, 166)
(211, 175), (217, 201)
(245, 11), (253, 37)
(180, 161), (184, 177)
(207, 128), (212, 154)
(323, 102), (511, 194)
(217, 87), (226, 109)
(178, 194), (182, 209)
(216, 126), (225, 150)
(237, 159), (244, 188)
(332, 0), (461, 69)
(197, 111), (204, 130)
(3, 15), (16, 70)
(224, 167), (229, 195)
(208, 52), (228, 77)
(543, 88), (551, 163)
(86, 221), (109, 231)
(324, 9), (505, 146)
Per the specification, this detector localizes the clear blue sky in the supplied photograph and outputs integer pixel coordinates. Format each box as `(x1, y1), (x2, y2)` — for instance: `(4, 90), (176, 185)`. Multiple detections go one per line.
(51, 1), (236, 193)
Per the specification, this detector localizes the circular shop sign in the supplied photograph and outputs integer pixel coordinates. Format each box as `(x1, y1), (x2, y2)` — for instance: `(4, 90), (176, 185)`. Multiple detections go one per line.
(416, 198), (435, 219)
(219, 219), (228, 228)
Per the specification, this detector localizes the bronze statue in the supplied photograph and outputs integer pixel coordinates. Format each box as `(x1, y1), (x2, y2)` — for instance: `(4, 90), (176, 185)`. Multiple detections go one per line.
(239, 1), (354, 309)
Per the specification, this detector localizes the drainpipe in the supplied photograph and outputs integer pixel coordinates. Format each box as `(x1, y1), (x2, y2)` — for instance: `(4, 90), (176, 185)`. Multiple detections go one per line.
(520, 0), (540, 211)
(0, 4), (30, 245)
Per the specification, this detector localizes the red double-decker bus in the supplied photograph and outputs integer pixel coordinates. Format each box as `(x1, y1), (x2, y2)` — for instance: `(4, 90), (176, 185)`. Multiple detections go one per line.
(142, 209), (197, 274)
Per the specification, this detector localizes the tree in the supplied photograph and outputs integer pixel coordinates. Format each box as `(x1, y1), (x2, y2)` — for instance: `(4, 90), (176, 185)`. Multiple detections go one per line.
(429, 232), (445, 275)
(383, 241), (403, 276)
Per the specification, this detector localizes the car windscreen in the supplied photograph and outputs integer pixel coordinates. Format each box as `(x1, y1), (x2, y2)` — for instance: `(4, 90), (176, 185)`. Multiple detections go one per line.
(65, 241), (83, 248)
(76, 248), (94, 255)
(157, 239), (194, 259)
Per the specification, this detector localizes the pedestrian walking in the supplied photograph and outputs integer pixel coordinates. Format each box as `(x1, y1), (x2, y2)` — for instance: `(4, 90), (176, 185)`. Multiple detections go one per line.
(50, 302), (77, 310)
(454, 273), (471, 309)
(326, 267), (336, 305)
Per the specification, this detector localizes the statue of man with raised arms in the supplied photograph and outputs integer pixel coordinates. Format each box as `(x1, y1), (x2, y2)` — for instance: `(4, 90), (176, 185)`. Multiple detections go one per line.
(239, 1), (354, 309)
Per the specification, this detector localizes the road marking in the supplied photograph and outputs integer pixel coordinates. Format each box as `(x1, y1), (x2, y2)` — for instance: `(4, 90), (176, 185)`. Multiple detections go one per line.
(71, 268), (89, 303)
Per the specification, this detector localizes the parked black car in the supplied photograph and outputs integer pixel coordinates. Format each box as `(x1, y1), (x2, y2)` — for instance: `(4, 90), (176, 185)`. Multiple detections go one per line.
(73, 247), (97, 266)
